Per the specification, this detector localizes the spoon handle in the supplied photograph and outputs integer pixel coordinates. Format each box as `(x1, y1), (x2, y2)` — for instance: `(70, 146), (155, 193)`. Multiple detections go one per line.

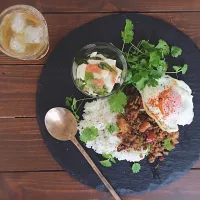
(72, 137), (121, 200)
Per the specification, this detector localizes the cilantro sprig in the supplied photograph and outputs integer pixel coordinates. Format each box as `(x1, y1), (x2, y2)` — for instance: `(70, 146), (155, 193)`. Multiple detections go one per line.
(121, 19), (188, 90)
(172, 64), (188, 75)
(66, 97), (80, 120)
(108, 91), (127, 113)
(171, 46), (182, 58)
(132, 163), (141, 173)
(65, 96), (94, 121)
(100, 153), (116, 167)
(80, 126), (98, 143)
(121, 19), (134, 51)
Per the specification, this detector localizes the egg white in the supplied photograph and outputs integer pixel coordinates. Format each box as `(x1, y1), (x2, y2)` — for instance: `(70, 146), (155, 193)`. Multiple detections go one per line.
(140, 75), (194, 132)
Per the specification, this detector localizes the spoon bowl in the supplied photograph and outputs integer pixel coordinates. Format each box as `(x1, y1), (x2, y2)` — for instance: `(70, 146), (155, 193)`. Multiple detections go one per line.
(45, 107), (77, 141)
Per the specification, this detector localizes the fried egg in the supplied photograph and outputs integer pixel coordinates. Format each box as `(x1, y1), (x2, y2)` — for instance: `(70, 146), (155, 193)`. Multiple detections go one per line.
(140, 75), (194, 132)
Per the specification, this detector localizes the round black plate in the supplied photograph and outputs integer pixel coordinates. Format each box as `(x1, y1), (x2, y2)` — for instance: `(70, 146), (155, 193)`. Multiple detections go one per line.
(36, 14), (200, 195)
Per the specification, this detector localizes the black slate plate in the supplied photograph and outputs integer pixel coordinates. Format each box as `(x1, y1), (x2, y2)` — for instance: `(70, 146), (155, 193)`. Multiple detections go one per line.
(36, 14), (200, 195)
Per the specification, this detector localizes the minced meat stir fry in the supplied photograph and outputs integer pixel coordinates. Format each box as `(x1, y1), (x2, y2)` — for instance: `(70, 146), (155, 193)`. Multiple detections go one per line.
(117, 87), (179, 163)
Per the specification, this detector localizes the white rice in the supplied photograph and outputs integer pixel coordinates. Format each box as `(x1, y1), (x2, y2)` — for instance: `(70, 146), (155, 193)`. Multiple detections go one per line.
(78, 98), (147, 162)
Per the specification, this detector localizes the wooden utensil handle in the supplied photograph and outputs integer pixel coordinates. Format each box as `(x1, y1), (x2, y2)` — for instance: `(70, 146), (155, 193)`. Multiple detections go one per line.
(72, 137), (121, 200)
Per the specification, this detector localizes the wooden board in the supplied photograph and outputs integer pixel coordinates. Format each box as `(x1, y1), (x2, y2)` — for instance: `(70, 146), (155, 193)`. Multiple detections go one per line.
(0, 65), (42, 117)
(0, 118), (199, 172)
(0, 118), (61, 171)
(0, 170), (200, 200)
(0, 13), (200, 118)
(0, 13), (200, 65)
(1, 0), (200, 13)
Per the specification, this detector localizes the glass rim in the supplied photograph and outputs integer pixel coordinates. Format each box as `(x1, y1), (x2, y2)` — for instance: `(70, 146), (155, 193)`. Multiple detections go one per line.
(0, 4), (49, 60)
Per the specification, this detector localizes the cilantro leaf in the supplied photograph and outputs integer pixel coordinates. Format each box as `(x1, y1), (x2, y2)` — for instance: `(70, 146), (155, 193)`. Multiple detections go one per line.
(121, 19), (134, 44)
(102, 154), (116, 163)
(110, 157), (116, 163)
(181, 64), (188, 74)
(66, 97), (80, 121)
(132, 163), (141, 173)
(125, 71), (133, 84)
(108, 92), (127, 113)
(100, 160), (112, 167)
(105, 124), (119, 134)
(164, 138), (173, 151)
(172, 64), (188, 74)
(72, 98), (77, 110)
(136, 77), (148, 90)
(80, 126), (98, 143)
(101, 154), (116, 166)
(156, 39), (170, 57)
(171, 46), (182, 58)
(149, 50), (161, 66)
(141, 40), (155, 51)
(159, 60), (168, 73)
(140, 58), (148, 67)
(66, 97), (72, 107)
(102, 153), (112, 159)
(173, 66), (181, 73)
(147, 78), (158, 87)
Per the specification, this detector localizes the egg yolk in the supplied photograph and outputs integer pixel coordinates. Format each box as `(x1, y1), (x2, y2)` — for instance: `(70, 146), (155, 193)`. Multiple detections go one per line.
(149, 87), (183, 118)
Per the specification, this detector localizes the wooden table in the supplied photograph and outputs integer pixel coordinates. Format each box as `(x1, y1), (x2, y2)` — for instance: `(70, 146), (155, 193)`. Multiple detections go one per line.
(0, 1), (200, 200)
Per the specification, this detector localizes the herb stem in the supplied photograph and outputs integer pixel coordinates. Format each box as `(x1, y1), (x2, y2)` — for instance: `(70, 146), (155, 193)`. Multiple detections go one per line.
(122, 43), (125, 52)
(77, 97), (95, 102)
(166, 71), (181, 74)
(131, 43), (147, 56)
(76, 100), (84, 112)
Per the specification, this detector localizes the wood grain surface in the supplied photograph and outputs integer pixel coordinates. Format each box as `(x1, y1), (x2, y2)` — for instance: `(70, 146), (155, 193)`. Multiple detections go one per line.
(0, 1), (200, 199)
(1, 13), (200, 118)
(0, 118), (199, 172)
(0, 170), (200, 200)
(0, 12), (200, 65)
(0, 118), (61, 171)
(1, 0), (200, 13)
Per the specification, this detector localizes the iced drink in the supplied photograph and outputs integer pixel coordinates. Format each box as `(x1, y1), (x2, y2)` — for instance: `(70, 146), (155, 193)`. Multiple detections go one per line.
(0, 5), (49, 60)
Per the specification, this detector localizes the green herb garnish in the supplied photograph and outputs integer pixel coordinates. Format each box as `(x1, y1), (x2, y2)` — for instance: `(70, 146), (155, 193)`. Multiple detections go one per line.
(85, 72), (94, 81)
(80, 126), (98, 143)
(108, 91), (127, 113)
(100, 160), (112, 167)
(105, 124), (119, 134)
(132, 163), (141, 173)
(65, 97), (80, 120)
(121, 19), (188, 90)
(172, 64), (188, 74)
(100, 153), (116, 167)
(171, 46), (182, 58)
(99, 62), (117, 74)
(121, 19), (134, 51)
(155, 39), (170, 57)
(164, 138), (173, 151)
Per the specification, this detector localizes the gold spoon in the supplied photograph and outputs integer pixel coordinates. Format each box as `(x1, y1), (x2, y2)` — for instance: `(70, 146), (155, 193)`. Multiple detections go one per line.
(45, 107), (121, 200)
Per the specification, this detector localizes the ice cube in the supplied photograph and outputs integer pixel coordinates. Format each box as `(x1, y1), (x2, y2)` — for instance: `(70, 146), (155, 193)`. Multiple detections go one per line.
(24, 26), (43, 44)
(10, 35), (26, 53)
(11, 13), (26, 33)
